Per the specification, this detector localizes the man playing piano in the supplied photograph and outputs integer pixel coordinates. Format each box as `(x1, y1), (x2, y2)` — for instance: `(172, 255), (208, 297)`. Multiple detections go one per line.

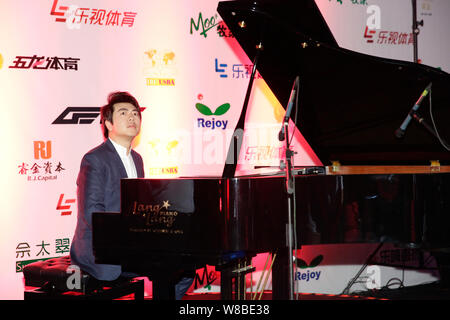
(69, 91), (193, 299)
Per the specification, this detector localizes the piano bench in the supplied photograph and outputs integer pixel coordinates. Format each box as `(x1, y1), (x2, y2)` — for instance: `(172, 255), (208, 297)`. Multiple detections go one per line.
(23, 255), (144, 300)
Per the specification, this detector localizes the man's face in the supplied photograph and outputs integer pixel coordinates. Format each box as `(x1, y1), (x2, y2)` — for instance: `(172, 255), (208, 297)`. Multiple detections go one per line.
(106, 102), (141, 141)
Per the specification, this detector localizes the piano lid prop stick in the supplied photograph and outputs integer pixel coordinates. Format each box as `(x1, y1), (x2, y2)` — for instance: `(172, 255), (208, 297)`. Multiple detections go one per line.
(222, 44), (262, 178)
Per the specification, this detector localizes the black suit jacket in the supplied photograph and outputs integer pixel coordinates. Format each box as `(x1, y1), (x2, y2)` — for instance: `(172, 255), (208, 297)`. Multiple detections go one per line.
(70, 139), (144, 280)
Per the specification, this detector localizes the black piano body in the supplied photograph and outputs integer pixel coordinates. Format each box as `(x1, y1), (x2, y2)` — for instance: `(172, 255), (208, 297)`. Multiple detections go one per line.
(93, 176), (289, 268)
(93, 176), (289, 299)
(93, 0), (450, 299)
(93, 168), (450, 299)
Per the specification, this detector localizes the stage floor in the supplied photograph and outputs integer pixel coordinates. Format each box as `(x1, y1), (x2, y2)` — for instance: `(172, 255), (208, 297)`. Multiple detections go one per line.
(139, 282), (450, 300)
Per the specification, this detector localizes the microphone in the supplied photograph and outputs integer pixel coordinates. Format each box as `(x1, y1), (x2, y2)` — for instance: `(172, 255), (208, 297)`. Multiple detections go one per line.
(395, 82), (431, 138)
(279, 76), (299, 141)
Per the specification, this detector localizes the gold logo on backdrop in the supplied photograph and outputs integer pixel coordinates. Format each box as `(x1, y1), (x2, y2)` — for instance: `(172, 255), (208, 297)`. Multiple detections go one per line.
(0, 53), (3, 69)
(147, 139), (179, 176)
(143, 49), (176, 86)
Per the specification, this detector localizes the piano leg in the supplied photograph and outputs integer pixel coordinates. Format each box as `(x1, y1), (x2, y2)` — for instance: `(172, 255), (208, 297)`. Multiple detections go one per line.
(272, 248), (291, 300)
(220, 267), (233, 300)
(152, 277), (176, 300)
(432, 251), (450, 288)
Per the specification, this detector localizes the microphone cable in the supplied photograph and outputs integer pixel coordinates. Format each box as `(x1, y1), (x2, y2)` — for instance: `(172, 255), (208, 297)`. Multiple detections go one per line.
(428, 86), (450, 151)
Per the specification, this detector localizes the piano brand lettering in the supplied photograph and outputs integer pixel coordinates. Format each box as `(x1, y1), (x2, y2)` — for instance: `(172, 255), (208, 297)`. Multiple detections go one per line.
(131, 200), (178, 229)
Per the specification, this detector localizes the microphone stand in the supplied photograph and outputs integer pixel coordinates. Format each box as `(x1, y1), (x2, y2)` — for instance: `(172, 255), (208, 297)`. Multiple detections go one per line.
(279, 77), (299, 300)
(411, 0), (423, 63)
(282, 118), (296, 300)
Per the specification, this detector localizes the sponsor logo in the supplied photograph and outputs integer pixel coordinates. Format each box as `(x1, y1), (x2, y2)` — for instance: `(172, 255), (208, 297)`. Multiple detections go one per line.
(146, 78), (175, 86)
(196, 96), (230, 130)
(214, 58), (262, 79)
(52, 107), (100, 124)
(50, 0), (137, 29)
(56, 193), (76, 216)
(364, 28), (414, 45)
(143, 49), (176, 86)
(0, 53), (3, 69)
(363, 26), (377, 43)
(18, 141), (66, 182)
(9, 54), (80, 70)
(34, 141), (52, 159)
(148, 167), (178, 175)
(15, 238), (70, 273)
(217, 21), (234, 38)
(295, 254), (323, 282)
(190, 12), (233, 38)
(147, 139), (179, 176)
(194, 266), (219, 291)
(52, 106), (146, 124)
(190, 12), (219, 38)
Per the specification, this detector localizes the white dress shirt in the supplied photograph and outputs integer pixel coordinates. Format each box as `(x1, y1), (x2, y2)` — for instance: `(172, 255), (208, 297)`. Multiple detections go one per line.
(109, 138), (138, 178)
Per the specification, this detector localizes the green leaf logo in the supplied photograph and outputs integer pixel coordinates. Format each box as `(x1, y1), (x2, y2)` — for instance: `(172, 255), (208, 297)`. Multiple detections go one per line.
(213, 103), (230, 115)
(309, 255), (323, 268)
(295, 255), (323, 269)
(196, 102), (230, 116)
(296, 258), (309, 269)
(195, 103), (213, 115)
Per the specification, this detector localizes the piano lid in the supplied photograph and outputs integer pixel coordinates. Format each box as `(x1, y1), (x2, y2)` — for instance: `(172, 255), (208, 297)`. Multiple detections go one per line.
(217, 0), (450, 165)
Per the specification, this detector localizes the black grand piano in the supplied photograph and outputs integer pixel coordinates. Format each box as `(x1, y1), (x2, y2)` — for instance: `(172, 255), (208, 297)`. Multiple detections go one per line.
(93, 0), (450, 300)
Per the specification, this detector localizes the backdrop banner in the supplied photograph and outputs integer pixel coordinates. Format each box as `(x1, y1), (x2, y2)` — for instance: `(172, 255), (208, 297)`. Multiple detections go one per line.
(0, 0), (447, 299)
